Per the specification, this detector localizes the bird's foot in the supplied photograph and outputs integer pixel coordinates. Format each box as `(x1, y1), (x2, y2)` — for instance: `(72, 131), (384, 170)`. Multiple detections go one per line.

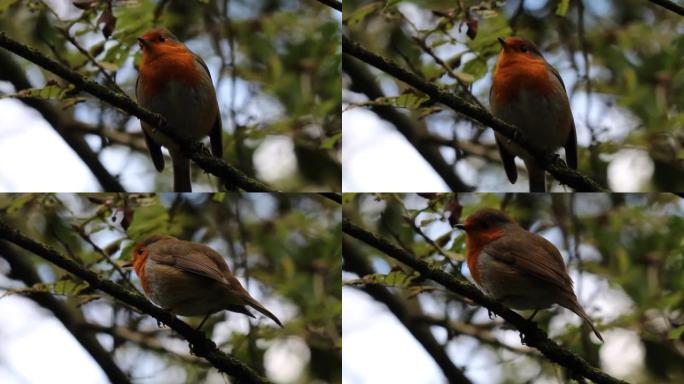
(152, 116), (168, 133)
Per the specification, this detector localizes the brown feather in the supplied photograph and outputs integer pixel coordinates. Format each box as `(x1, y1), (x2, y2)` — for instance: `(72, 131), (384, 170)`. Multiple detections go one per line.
(481, 226), (574, 293)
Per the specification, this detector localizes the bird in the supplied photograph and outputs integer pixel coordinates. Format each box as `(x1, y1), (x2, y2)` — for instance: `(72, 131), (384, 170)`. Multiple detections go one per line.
(136, 28), (223, 192)
(490, 37), (577, 192)
(455, 208), (603, 342)
(125, 235), (282, 329)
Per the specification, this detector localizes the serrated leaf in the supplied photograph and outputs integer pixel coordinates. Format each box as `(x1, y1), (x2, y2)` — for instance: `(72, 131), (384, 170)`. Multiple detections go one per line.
(4, 84), (75, 101)
(368, 93), (430, 109)
(344, 270), (418, 288)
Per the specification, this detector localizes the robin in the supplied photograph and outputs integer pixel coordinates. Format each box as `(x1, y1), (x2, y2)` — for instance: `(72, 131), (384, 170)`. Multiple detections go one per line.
(125, 235), (282, 328)
(490, 37), (577, 192)
(136, 28), (223, 192)
(455, 208), (602, 342)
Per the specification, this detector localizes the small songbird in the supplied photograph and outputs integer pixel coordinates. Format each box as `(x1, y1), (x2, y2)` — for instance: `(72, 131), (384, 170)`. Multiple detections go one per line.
(490, 37), (577, 192)
(126, 235), (282, 328)
(136, 28), (223, 192)
(455, 208), (602, 342)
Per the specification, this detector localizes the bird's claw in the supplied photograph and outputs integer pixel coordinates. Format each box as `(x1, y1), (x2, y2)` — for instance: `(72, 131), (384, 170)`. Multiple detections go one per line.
(151, 116), (168, 134)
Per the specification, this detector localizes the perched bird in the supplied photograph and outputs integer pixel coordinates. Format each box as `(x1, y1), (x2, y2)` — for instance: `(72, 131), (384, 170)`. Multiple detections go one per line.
(455, 208), (602, 342)
(490, 37), (577, 192)
(136, 28), (223, 192)
(126, 235), (282, 328)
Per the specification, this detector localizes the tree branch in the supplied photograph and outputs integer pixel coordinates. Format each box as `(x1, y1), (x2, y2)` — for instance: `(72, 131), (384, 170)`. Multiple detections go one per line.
(342, 219), (627, 384)
(343, 55), (473, 191)
(0, 218), (271, 384)
(0, 242), (131, 383)
(0, 50), (125, 192)
(319, 192), (342, 204)
(343, 238), (471, 384)
(0, 32), (277, 192)
(342, 35), (607, 192)
(648, 0), (684, 16)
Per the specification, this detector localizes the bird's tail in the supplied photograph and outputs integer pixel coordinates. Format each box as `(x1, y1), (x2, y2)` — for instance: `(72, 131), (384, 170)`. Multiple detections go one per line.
(561, 296), (603, 342)
(242, 293), (283, 327)
(171, 151), (192, 192)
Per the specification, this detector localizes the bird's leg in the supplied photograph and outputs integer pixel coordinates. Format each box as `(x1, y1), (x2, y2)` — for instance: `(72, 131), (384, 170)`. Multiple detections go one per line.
(152, 116), (168, 133)
(195, 313), (211, 332)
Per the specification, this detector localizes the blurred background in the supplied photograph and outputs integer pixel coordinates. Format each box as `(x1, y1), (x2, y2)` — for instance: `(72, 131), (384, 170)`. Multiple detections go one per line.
(0, 193), (341, 383)
(0, 0), (341, 192)
(343, 193), (684, 383)
(342, 0), (684, 192)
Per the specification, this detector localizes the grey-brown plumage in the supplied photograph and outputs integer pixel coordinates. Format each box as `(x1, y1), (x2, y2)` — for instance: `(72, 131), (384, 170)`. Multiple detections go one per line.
(132, 235), (282, 327)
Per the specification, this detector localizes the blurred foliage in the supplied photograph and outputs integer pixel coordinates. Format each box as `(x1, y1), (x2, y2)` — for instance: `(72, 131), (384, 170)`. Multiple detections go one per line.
(0, 193), (341, 383)
(0, 0), (341, 191)
(342, 0), (684, 191)
(343, 193), (684, 383)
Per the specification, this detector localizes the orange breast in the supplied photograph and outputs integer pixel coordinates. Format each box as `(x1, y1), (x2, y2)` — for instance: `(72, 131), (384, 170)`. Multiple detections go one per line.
(139, 45), (202, 97)
(132, 252), (150, 293)
(492, 54), (555, 107)
(465, 228), (504, 285)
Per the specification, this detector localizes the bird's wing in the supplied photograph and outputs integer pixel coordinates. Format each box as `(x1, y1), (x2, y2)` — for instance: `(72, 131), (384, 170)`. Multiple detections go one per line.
(135, 75), (165, 171)
(547, 64), (577, 170)
(192, 52), (212, 80)
(482, 229), (573, 291)
(191, 52), (223, 159)
(564, 120), (577, 169)
(149, 241), (232, 285)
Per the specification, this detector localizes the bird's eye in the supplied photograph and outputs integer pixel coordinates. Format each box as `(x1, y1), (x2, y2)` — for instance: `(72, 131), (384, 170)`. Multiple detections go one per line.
(158, 36), (165, 42)
(520, 45), (528, 53)
(137, 247), (145, 255)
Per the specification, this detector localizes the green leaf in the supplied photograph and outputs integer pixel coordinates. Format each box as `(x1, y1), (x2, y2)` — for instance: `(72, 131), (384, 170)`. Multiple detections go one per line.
(0, 0), (20, 13)
(344, 270), (419, 288)
(462, 58), (488, 82)
(126, 197), (172, 240)
(366, 93), (430, 109)
(6, 194), (35, 213)
(344, 2), (383, 27)
(669, 325), (684, 340)
(321, 132), (341, 149)
(3, 83), (75, 101)
(556, 0), (571, 16)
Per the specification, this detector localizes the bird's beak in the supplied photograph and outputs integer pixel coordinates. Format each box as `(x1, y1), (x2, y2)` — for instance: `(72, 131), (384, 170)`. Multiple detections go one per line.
(137, 37), (148, 49)
(497, 37), (507, 49)
(455, 224), (466, 230)
(121, 260), (133, 268)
